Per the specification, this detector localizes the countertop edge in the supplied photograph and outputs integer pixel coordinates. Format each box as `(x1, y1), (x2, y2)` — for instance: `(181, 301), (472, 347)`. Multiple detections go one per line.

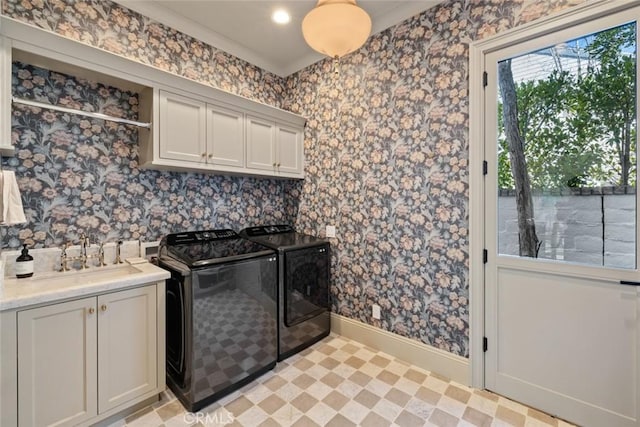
(0, 264), (170, 312)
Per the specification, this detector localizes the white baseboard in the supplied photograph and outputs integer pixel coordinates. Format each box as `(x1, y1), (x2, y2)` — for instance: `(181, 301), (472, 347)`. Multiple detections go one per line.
(330, 313), (470, 386)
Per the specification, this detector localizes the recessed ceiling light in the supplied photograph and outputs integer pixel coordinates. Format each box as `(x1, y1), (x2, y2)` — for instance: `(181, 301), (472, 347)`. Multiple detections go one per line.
(272, 9), (291, 25)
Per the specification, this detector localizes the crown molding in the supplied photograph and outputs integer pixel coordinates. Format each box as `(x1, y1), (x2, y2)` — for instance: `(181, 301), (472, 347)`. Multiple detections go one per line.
(370, 1), (434, 35)
(111, 0), (290, 76)
(110, 1), (439, 77)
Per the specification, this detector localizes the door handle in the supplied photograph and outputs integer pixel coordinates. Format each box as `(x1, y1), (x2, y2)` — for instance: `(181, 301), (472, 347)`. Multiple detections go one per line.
(620, 281), (640, 286)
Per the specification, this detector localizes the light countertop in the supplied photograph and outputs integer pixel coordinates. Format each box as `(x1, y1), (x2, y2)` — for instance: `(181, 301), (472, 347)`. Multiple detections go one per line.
(0, 261), (170, 311)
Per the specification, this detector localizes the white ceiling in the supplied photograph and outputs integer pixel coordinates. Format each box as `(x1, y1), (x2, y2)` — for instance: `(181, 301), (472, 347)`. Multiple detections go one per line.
(111, 1), (442, 77)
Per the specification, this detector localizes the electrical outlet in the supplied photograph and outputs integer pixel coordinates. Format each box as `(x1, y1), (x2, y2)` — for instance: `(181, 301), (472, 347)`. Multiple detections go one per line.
(372, 304), (381, 320)
(326, 225), (336, 238)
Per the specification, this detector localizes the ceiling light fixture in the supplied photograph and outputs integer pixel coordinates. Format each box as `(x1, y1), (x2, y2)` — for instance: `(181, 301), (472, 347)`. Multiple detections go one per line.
(272, 9), (291, 25)
(301, 0), (372, 59)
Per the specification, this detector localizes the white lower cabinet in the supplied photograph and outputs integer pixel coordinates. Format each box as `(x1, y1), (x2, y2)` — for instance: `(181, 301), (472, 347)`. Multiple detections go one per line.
(15, 284), (160, 427)
(97, 286), (157, 413)
(18, 297), (98, 427)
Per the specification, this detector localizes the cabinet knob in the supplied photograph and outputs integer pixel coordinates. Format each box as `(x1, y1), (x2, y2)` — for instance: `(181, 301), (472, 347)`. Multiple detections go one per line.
(88, 307), (95, 314)
(272, 163), (277, 167)
(201, 153), (206, 157)
(101, 304), (107, 312)
(277, 163), (281, 168)
(208, 154), (213, 159)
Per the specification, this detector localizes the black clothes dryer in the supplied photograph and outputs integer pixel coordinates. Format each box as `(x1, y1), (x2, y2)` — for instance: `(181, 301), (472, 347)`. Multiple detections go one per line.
(240, 224), (331, 361)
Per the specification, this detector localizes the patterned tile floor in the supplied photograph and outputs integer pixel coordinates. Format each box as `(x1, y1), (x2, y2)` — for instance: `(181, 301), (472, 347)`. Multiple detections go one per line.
(113, 334), (576, 427)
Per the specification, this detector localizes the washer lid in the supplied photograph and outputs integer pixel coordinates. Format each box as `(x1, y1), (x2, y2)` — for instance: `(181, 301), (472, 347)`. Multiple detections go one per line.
(241, 224), (294, 237)
(248, 232), (329, 251)
(160, 229), (274, 267)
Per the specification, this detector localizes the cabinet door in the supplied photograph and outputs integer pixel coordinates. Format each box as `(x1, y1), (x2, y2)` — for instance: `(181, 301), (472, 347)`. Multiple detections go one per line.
(246, 115), (276, 172)
(18, 297), (98, 427)
(0, 37), (14, 155)
(98, 285), (157, 413)
(159, 90), (207, 163)
(207, 104), (244, 167)
(276, 124), (304, 175)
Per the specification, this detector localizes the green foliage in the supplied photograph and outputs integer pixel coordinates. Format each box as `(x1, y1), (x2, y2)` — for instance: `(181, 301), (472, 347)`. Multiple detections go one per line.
(581, 25), (637, 186)
(498, 23), (637, 189)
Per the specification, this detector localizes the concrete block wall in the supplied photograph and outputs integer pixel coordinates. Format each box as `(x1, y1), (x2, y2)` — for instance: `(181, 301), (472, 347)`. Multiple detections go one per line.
(498, 188), (636, 269)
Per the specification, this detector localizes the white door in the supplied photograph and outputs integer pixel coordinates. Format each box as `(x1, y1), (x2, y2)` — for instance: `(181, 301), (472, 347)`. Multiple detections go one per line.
(276, 124), (303, 175)
(98, 285), (157, 413)
(18, 298), (98, 427)
(484, 8), (640, 427)
(246, 115), (276, 172)
(159, 90), (207, 163)
(207, 104), (244, 168)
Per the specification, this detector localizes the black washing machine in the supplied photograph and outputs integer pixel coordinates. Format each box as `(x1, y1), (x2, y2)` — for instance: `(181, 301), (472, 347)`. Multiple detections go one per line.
(158, 229), (277, 411)
(240, 224), (331, 361)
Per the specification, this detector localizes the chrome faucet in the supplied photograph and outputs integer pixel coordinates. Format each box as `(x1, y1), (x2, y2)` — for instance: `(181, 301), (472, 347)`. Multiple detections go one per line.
(59, 237), (86, 271)
(80, 233), (89, 269)
(59, 234), (105, 271)
(115, 240), (124, 264)
(83, 234), (106, 268)
(60, 243), (70, 272)
(97, 242), (106, 267)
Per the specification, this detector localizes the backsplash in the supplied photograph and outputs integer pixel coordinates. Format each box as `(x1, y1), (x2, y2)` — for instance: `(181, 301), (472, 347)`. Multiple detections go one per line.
(1, 0), (589, 358)
(1, 240), (143, 278)
(1, 62), (293, 249)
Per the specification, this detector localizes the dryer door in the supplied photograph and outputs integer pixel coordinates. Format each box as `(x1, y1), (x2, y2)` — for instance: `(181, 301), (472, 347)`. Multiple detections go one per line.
(284, 245), (329, 327)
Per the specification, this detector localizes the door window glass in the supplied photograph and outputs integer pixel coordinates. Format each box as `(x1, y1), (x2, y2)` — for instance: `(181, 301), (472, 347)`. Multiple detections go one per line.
(497, 22), (637, 269)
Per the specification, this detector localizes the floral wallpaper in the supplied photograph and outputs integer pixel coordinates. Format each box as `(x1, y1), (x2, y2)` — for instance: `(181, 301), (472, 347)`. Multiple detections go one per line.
(283, 0), (588, 357)
(1, 0), (590, 357)
(1, 62), (292, 248)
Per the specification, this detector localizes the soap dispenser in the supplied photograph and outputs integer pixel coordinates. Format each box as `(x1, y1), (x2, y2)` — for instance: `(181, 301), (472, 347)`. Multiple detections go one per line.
(15, 244), (34, 278)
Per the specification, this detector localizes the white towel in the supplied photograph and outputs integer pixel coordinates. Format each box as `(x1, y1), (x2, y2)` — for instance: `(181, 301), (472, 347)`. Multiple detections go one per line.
(0, 171), (27, 225)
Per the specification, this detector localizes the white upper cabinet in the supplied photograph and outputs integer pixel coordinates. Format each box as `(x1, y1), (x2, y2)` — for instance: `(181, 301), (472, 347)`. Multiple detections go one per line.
(0, 37), (14, 155)
(142, 88), (305, 178)
(207, 104), (244, 168)
(276, 124), (304, 175)
(0, 22), (306, 177)
(159, 90), (207, 163)
(246, 115), (277, 172)
(157, 90), (246, 168)
(246, 116), (304, 177)
(146, 89), (304, 178)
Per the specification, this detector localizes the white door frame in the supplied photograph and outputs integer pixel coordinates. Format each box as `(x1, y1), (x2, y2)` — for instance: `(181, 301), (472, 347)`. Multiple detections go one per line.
(467, 0), (640, 388)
